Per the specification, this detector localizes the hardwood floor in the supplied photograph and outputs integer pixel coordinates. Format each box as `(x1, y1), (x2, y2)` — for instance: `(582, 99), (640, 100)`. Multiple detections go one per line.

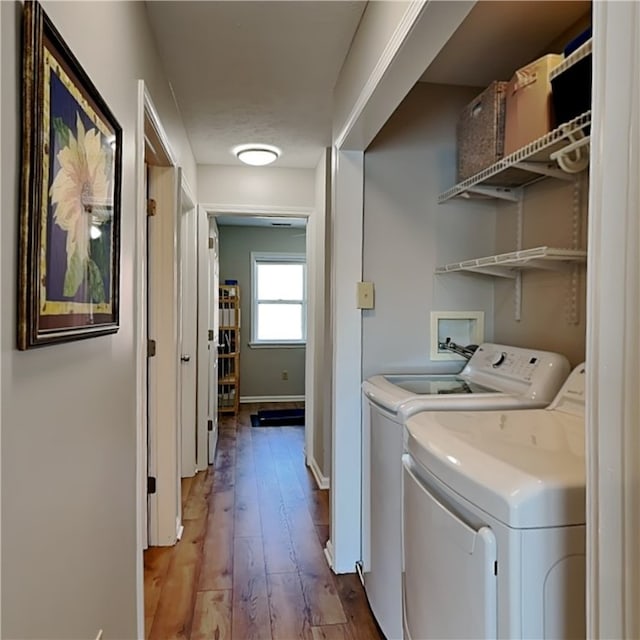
(144, 403), (384, 640)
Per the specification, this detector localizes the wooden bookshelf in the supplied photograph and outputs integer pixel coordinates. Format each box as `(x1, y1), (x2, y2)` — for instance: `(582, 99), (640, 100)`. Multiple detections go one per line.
(218, 284), (240, 415)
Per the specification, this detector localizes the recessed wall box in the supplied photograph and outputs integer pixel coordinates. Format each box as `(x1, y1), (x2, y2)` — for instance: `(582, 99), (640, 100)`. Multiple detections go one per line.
(430, 311), (485, 361)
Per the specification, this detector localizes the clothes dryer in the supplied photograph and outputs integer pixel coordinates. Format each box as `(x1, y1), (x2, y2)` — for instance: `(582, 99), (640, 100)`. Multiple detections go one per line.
(361, 344), (570, 640)
(402, 363), (586, 639)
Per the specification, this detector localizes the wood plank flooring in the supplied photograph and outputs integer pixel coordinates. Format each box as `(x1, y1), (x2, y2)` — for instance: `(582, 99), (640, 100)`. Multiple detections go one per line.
(145, 403), (384, 640)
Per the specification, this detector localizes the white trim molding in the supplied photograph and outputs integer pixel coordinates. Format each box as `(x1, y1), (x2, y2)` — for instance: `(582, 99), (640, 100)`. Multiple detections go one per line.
(586, 3), (640, 637)
(324, 539), (335, 571)
(135, 82), (180, 640)
(240, 395), (305, 404)
(330, 149), (365, 573)
(143, 86), (177, 167)
(201, 203), (314, 218)
(335, 0), (474, 152)
(334, 0), (427, 149)
(308, 456), (330, 490)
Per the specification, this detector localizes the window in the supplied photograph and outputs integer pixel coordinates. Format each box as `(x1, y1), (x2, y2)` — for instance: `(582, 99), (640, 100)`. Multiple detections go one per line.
(251, 252), (306, 345)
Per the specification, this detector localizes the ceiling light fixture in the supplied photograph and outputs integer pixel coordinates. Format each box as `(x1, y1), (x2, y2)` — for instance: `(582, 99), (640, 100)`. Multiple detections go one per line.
(233, 143), (281, 166)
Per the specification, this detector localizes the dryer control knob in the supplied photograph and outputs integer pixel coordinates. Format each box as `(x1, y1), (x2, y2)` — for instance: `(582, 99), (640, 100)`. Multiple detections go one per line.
(492, 352), (507, 367)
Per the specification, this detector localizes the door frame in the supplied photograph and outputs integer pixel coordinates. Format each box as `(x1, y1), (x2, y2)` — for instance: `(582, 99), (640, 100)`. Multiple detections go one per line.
(585, 3), (640, 635)
(135, 81), (181, 639)
(200, 203), (320, 478)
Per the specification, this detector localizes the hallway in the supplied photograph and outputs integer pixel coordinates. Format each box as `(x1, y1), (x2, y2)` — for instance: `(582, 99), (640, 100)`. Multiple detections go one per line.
(144, 404), (383, 639)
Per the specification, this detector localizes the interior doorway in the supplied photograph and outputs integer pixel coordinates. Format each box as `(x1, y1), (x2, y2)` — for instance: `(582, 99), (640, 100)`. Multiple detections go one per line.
(204, 206), (329, 491)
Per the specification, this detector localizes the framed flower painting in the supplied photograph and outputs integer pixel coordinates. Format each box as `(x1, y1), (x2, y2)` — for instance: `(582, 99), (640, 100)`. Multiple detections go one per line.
(18, 0), (122, 349)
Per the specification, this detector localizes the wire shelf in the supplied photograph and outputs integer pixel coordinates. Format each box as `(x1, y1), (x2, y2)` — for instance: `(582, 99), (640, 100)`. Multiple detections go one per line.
(439, 112), (591, 203)
(435, 246), (587, 279)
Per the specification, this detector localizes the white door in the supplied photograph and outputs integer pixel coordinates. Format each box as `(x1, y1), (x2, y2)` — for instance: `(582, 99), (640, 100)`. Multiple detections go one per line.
(179, 196), (198, 478)
(147, 164), (181, 546)
(402, 455), (497, 639)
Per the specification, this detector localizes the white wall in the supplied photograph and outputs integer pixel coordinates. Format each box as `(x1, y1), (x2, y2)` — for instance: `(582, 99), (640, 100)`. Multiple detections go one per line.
(493, 177), (588, 366)
(1, 2), (195, 638)
(329, 0), (476, 573)
(363, 83), (495, 379)
(332, 0), (412, 138)
(217, 225), (307, 398)
(198, 164), (315, 209)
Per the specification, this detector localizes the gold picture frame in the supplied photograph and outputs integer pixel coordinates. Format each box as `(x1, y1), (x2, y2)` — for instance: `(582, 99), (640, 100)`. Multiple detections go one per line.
(18, 0), (122, 349)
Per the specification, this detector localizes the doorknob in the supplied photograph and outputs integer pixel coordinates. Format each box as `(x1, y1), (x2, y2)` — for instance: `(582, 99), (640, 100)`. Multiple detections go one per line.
(181, 355), (191, 362)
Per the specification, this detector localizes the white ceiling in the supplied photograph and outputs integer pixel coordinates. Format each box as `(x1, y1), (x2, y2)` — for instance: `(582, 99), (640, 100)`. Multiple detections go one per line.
(145, 1), (590, 174)
(420, 0), (591, 88)
(145, 0), (367, 170)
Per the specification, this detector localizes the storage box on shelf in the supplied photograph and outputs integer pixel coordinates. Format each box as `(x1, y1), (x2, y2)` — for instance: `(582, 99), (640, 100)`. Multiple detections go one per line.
(438, 106), (590, 323)
(457, 81), (508, 181)
(504, 53), (563, 155)
(436, 113), (590, 272)
(439, 110), (591, 203)
(218, 284), (240, 415)
(551, 38), (592, 131)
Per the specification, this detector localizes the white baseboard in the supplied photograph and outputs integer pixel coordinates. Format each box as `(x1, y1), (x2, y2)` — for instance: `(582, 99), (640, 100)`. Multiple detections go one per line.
(324, 539), (335, 571)
(307, 455), (330, 490)
(240, 395), (305, 403)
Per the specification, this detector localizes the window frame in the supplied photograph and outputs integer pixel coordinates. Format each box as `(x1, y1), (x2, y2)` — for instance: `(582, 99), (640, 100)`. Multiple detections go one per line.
(250, 251), (307, 347)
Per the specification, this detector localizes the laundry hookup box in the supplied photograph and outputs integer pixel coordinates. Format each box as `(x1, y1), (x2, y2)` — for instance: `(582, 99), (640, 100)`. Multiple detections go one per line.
(503, 53), (563, 156)
(456, 80), (508, 181)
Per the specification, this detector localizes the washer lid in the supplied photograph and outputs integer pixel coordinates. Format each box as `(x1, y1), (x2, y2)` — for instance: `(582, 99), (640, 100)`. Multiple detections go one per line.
(405, 407), (585, 528)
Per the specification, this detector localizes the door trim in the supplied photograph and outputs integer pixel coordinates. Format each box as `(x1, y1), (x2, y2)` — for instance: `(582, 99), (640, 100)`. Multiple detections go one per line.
(135, 81), (178, 640)
(201, 202), (318, 471)
(586, 3), (640, 636)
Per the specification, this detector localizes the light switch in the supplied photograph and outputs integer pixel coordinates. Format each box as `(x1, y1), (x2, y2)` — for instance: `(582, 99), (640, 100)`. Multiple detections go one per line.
(357, 281), (375, 309)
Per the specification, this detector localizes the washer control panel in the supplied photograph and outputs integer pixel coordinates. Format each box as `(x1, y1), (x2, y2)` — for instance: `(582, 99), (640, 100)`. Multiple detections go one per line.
(461, 343), (571, 400)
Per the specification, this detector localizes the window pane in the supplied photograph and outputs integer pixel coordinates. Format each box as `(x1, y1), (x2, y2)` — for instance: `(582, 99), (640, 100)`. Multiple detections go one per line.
(257, 304), (302, 340)
(257, 264), (303, 300)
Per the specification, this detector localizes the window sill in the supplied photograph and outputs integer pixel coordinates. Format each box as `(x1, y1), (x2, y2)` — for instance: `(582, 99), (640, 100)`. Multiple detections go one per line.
(249, 341), (306, 349)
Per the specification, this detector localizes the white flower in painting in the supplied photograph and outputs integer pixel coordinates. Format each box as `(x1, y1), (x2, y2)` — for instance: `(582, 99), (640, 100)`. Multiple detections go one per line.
(49, 113), (110, 295)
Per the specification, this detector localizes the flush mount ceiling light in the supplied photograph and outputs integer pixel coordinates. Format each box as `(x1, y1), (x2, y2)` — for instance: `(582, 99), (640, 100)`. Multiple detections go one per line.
(233, 143), (281, 166)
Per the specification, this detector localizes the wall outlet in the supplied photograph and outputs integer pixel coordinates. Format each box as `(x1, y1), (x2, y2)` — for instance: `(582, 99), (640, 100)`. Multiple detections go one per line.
(281, 370), (289, 380)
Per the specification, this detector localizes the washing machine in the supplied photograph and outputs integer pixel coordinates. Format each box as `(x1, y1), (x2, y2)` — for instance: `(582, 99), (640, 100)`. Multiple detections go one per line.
(361, 344), (570, 640)
(402, 363), (586, 639)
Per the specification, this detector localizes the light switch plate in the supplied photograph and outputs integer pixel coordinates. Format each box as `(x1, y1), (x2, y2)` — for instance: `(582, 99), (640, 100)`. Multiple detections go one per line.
(357, 281), (375, 309)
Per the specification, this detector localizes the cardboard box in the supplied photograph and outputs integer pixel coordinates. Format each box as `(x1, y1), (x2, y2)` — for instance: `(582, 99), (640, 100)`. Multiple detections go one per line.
(457, 81), (507, 181)
(504, 54), (563, 156)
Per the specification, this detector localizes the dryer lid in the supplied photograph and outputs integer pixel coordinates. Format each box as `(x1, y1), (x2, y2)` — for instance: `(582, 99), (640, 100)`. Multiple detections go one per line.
(405, 406), (585, 528)
(363, 373), (472, 413)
